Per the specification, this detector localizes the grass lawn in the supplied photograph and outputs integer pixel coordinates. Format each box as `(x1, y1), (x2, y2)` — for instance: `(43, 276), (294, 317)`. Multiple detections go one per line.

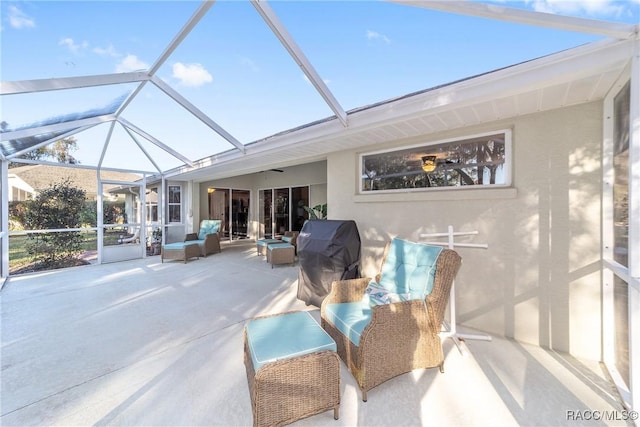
(9, 230), (124, 273)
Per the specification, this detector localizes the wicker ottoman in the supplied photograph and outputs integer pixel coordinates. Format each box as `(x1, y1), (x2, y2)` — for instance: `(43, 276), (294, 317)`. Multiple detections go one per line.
(256, 238), (281, 256)
(244, 311), (340, 427)
(161, 242), (200, 263)
(266, 243), (295, 268)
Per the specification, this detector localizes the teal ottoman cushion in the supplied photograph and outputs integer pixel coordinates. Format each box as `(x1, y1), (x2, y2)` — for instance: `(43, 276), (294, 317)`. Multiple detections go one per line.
(163, 242), (197, 250)
(246, 311), (336, 371)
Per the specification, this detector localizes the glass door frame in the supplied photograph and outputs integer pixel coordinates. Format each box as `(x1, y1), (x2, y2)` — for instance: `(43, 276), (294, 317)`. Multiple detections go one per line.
(258, 186), (310, 239)
(207, 187), (251, 242)
(602, 59), (639, 414)
(98, 177), (146, 263)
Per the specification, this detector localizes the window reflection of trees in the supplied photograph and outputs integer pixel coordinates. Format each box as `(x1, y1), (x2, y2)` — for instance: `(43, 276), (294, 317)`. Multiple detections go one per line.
(362, 133), (506, 191)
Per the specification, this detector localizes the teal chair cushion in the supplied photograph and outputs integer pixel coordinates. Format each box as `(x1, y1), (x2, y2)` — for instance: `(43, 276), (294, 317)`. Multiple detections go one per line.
(246, 311), (336, 371)
(324, 302), (372, 346)
(377, 237), (443, 300)
(198, 220), (221, 240)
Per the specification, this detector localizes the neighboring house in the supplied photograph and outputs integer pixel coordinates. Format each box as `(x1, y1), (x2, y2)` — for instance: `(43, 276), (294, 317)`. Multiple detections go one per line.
(8, 164), (141, 201)
(7, 173), (35, 201)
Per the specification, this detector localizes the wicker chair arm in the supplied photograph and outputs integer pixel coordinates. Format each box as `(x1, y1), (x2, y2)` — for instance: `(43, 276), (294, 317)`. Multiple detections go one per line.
(321, 277), (371, 319)
(359, 298), (432, 351)
(184, 233), (198, 241)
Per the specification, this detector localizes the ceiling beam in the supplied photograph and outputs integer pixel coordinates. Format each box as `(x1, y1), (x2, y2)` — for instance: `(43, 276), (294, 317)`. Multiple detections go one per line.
(0, 72), (149, 95)
(0, 115), (116, 141)
(252, 0), (348, 127)
(117, 117), (194, 167)
(151, 76), (246, 153)
(387, 0), (637, 40)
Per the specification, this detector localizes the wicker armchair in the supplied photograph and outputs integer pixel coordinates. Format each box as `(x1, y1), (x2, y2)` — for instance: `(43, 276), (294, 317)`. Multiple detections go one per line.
(185, 220), (222, 256)
(320, 238), (461, 402)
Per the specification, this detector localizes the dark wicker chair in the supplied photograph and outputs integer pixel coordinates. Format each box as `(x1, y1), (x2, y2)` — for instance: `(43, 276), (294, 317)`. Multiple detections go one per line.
(320, 239), (462, 402)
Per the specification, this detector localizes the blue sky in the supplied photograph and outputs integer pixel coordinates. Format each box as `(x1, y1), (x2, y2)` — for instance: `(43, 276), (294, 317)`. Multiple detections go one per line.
(1, 0), (639, 171)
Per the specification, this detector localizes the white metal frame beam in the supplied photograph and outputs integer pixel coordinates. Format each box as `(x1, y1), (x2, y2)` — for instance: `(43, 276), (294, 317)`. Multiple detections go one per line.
(115, 0), (216, 118)
(0, 72), (149, 95)
(151, 76), (245, 153)
(388, 0), (638, 40)
(252, 0), (348, 127)
(117, 117), (194, 167)
(6, 124), (98, 160)
(0, 115), (116, 141)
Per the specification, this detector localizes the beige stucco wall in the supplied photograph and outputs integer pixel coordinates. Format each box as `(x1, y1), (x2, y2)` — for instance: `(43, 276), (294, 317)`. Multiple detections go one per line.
(327, 102), (603, 360)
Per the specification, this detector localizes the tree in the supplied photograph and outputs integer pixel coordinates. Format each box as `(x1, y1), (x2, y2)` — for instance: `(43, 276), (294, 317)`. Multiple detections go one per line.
(12, 136), (79, 165)
(3, 121), (79, 167)
(24, 179), (87, 269)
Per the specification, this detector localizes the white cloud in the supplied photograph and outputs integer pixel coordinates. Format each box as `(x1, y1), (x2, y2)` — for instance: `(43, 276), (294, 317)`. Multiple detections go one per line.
(366, 29), (391, 45)
(116, 54), (149, 72)
(93, 44), (120, 57)
(528, 0), (627, 17)
(8, 6), (35, 29)
(172, 62), (213, 87)
(59, 38), (88, 54)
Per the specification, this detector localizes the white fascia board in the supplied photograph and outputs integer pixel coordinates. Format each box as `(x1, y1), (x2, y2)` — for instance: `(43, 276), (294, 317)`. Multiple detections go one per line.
(0, 72), (149, 95)
(150, 76), (245, 153)
(348, 38), (634, 129)
(1, 114), (116, 141)
(251, 0), (348, 127)
(387, 0), (637, 40)
(117, 117), (194, 167)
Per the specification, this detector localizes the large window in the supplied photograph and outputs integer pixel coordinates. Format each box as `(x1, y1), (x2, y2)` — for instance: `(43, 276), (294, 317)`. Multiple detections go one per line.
(360, 130), (510, 192)
(168, 185), (181, 223)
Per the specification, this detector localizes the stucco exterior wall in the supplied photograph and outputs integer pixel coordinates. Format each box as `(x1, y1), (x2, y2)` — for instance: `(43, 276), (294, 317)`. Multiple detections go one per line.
(327, 102), (603, 360)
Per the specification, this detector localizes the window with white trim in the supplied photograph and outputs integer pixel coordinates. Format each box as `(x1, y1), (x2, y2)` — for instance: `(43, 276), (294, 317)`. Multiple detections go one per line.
(360, 130), (511, 192)
(168, 185), (182, 223)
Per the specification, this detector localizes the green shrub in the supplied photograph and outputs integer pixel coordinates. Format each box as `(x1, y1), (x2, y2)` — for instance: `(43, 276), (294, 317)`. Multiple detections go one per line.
(24, 179), (87, 268)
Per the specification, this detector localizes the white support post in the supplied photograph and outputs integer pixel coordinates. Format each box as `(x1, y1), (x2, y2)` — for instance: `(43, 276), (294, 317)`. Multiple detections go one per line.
(420, 225), (491, 355)
(1, 159), (9, 285)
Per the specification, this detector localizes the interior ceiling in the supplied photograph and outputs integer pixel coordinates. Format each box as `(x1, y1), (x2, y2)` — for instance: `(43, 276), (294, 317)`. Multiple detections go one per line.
(0, 1), (637, 182)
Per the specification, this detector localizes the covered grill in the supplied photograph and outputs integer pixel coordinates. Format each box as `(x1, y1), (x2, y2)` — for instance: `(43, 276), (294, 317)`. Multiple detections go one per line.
(297, 219), (361, 307)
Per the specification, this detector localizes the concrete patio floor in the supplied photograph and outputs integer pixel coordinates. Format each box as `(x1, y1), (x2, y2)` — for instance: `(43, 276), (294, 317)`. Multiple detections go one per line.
(1, 240), (633, 426)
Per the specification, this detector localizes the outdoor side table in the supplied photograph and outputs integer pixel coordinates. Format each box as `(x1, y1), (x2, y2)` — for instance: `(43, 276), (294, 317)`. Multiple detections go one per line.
(243, 311), (340, 427)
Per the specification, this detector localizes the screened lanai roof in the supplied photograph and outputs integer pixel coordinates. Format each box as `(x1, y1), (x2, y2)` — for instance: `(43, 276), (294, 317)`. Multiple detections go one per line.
(1, 1), (638, 177)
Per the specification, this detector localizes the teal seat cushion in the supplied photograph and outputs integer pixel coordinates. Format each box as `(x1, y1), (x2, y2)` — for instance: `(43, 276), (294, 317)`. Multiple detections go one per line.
(377, 237), (443, 300)
(164, 242), (197, 250)
(281, 236), (293, 243)
(198, 220), (220, 240)
(246, 311), (336, 371)
(257, 238), (280, 246)
(324, 302), (372, 346)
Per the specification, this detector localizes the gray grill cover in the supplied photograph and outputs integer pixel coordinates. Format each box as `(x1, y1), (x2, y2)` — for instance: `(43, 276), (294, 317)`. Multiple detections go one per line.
(297, 219), (361, 307)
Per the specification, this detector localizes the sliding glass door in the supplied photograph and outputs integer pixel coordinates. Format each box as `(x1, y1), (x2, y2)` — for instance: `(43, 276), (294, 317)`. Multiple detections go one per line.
(208, 187), (250, 241)
(259, 186), (309, 238)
